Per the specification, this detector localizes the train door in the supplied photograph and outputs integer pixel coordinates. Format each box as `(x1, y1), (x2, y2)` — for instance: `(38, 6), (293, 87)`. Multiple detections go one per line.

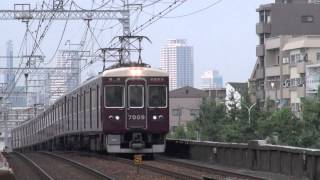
(126, 79), (147, 129)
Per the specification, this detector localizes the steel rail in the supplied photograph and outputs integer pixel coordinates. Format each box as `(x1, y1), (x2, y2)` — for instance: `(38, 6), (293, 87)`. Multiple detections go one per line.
(39, 151), (115, 180)
(96, 154), (201, 180)
(156, 156), (265, 180)
(13, 152), (54, 180)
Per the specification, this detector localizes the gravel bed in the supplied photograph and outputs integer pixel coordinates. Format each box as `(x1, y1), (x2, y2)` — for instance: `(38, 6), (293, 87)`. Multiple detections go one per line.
(5, 153), (43, 180)
(154, 159), (254, 180)
(57, 152), (175, 180)
(26, 152), (105, 180)
(144, 160), (225, 180)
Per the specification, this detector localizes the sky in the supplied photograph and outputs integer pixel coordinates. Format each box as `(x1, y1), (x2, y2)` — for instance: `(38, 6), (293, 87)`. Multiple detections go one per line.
(0, 0), (273, 88)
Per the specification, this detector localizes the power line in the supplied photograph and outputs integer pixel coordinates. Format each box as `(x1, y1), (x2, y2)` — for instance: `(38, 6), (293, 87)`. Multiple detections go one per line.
(131, 0), (187, 34)
(44, 3), (72, 65)
(163, 0), (224, 18)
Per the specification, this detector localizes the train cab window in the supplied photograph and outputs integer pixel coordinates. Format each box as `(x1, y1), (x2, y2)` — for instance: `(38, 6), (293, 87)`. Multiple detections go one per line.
(129, 85), (144, 108)
(104, 86), (124, 107)
(148, 86), (167, 108)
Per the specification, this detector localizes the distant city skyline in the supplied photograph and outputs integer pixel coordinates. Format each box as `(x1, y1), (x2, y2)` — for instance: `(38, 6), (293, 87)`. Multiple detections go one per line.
(0, 0), (274, 88)
(200, 69), (223, 90)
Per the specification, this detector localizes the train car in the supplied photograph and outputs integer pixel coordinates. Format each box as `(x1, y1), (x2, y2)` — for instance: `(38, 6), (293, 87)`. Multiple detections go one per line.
(11, 64), (169, 154)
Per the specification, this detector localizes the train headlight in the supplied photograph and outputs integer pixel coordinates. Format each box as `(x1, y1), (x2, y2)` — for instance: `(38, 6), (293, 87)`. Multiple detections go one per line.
(152, 115), (157, 120)
(108, 115), (114, 120)
(130, 69), (142, 76)
(115, 115), (120, 120)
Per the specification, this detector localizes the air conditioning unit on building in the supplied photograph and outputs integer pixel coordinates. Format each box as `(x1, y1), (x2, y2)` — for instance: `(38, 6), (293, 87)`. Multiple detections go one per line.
(282, 79), (290, 88)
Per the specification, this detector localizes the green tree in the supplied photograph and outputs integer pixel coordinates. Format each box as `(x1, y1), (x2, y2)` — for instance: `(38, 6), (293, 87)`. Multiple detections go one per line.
(257, 108), (303, 146)
(172, 125), (187, 139)
(300, 89), (320, 148)
(194, 98), (226, 141)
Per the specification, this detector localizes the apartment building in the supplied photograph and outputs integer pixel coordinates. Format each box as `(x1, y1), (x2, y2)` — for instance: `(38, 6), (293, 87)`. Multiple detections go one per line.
(263, 36), (320, 113)
(250, 0), (320, 113)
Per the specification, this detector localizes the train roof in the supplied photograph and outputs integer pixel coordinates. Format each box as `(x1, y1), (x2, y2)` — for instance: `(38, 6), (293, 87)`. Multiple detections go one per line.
(102, 66), (168, 77)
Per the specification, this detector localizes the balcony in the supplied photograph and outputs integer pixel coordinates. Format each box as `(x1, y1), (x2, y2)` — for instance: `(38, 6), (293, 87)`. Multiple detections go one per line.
(282, 64), (290, 75)
(297, 62), (306, 74)
(265, 37), (280, 50)
(256, 23), (271, 34)
(265, 66), (280, 77)
(256, 44), (265, 57)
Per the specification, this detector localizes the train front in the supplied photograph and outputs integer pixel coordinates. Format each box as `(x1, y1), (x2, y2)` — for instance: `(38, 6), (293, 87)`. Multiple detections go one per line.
(101, 66), (169, 153)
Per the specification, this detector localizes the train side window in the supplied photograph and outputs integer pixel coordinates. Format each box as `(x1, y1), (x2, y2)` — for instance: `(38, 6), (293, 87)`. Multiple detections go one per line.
(89, 88), (93, 129)
(129, 85), (144, 108)
(68, 99), (71, 131)
(91, 88), (97, 129)
(77, 94), (80, 130)
(72, 96), (76, 130)
(97, 85), (100, 129)
(104, 86), (124, 107)
(148, 86), (167, 108)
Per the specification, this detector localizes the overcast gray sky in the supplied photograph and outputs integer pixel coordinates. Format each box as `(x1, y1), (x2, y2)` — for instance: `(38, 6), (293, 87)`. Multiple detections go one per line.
(0, 0), (273, 87)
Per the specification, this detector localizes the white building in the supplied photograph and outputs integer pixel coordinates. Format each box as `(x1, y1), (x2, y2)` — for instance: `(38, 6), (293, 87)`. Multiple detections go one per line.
(225, 82), (248, 109)
(160, 39), (194, 90)
(200, 70), (223, 90)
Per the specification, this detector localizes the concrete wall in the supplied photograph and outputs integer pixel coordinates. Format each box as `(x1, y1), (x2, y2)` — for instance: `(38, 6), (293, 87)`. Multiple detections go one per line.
(270, 4), (320, 36)
(166, 139), (320, 180)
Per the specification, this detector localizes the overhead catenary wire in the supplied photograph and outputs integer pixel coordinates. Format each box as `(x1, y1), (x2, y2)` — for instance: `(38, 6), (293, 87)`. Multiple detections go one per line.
(163, 0), (224, 18)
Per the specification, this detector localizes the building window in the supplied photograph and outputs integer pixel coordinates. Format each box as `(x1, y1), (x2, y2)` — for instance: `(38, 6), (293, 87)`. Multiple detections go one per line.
(301, 15), (314, 23)
(282, 57), (289, 64)
(172, 109), (182, 116)
(190, 109), (200, 117)
(317, 52), (320, 62)
(290, 50), (304, 64)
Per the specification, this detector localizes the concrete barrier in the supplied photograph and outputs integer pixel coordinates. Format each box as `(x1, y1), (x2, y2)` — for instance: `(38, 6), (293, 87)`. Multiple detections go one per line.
(166, 139), (320, 180)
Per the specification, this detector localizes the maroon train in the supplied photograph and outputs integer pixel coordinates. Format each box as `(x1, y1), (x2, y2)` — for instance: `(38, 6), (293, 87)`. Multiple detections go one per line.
(11, 64), (169, 153)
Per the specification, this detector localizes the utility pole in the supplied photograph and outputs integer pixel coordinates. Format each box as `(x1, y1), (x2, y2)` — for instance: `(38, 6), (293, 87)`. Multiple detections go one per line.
(242, 103), (257, 125)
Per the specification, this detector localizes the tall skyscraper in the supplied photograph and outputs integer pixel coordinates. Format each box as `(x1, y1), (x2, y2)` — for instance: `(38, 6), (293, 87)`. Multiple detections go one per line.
(6, 40), (14, 88)
(200, 70), (223, 90)
(250, 0), (320, 114)
(160, 39), (194, 90)
(4, 41), (27, 107)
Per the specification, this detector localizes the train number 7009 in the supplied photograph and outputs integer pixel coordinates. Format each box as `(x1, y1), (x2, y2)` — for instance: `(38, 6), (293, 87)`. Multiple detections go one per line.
(128, 115), (145, 120)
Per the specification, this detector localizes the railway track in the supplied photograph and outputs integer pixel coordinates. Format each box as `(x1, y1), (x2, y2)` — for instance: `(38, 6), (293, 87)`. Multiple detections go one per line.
(109, 156), (202, 180)
(154, 156), (265, 180)
(103, 154), (266, 180)
(32, 151), (265, 180)
(77, 153), (227, 180)
(5, 152), (53, 180)
(25, 152), (115, 180)
(55, 151), (176, 180)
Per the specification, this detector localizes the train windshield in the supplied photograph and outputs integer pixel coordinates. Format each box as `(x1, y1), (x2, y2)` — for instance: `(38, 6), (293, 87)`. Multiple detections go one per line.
(104, 86), (124, 107)
(148, 86), (167, 108)
(129, 85), (144, 108)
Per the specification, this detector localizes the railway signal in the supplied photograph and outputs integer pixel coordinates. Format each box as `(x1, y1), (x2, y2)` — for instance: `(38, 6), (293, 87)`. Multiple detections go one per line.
(134, 154), (142, 174)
